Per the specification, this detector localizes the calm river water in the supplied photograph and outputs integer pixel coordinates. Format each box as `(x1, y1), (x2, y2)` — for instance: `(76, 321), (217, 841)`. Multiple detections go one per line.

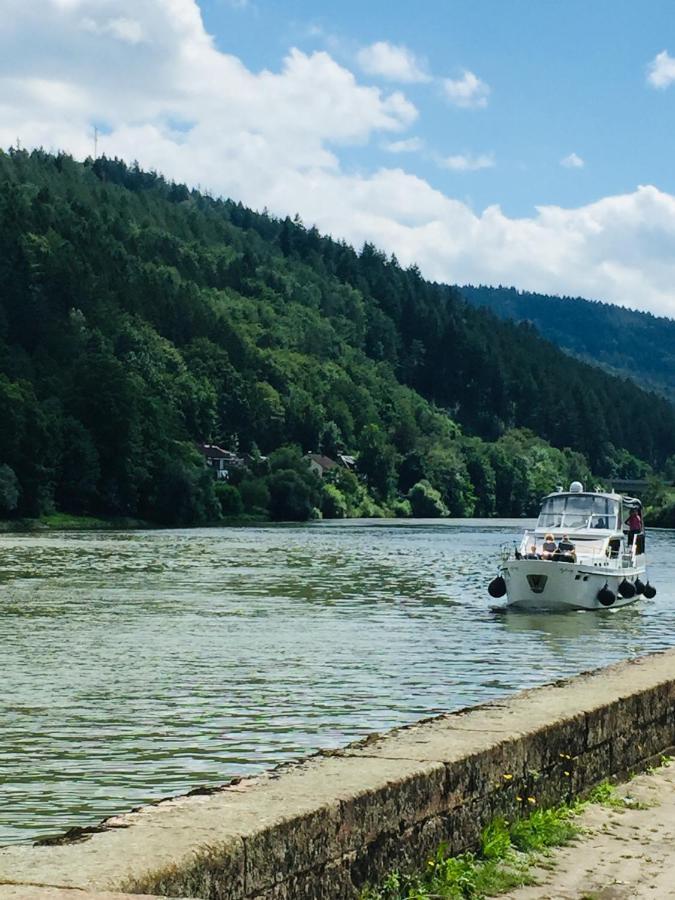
(2, 519), (674, 844)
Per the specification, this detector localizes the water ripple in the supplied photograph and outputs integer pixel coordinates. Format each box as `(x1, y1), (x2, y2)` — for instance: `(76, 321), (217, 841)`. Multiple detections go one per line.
(1, 520), (674, 843)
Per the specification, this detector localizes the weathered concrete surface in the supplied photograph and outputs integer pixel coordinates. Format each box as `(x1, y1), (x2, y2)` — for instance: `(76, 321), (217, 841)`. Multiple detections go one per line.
(1, 649), (674, 899)
(0, 889), (182, 899)
(503, 760), (675, 899)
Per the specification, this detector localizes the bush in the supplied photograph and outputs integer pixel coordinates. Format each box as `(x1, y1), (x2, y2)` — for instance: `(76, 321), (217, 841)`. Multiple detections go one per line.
(646, 499), (675, 527)
(407, 480), (449, 518)
(239, 477), (270, 514)
(268, 469), (314, 521)
(0, 464), (20, 515)
(321, 483), (348, 518)
(152, 459), (221, 526)
(215, 483), (244, 517)
(390, 498), (412, 518)
(355, 496), (387, 518)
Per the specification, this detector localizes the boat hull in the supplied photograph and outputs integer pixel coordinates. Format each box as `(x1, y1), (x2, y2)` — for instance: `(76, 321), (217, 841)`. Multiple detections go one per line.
(500, 559), (646, 611)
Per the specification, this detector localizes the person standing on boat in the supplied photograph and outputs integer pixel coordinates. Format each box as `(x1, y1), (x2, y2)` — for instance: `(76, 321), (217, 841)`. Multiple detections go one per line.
(626, 508), (642, 547)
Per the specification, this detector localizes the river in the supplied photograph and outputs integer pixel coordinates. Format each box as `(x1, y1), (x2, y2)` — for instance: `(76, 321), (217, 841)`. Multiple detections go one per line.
(2, 519), (674, 845)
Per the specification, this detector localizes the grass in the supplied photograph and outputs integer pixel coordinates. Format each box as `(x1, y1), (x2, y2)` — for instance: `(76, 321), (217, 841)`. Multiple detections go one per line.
(360, 806), (580, 900)
(509, 807), (580, 852)
(582, 779), (649, 812)
(362, 757), (675, 900)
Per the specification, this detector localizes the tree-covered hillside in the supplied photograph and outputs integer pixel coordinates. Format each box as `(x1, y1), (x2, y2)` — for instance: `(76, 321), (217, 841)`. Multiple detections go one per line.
(461, 284), (675, 403)
(0, 149), (674, 524)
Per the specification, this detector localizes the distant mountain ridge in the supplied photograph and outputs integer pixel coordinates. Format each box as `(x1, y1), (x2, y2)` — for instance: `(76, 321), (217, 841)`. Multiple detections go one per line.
(460, 285), (675, 403)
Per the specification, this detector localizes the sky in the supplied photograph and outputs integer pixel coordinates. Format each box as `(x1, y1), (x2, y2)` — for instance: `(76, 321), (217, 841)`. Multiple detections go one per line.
(3, 0), (675, 316)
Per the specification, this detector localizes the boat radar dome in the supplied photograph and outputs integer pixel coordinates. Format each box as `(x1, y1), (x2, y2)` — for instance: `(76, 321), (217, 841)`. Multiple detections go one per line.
(569, 481), (584, 493)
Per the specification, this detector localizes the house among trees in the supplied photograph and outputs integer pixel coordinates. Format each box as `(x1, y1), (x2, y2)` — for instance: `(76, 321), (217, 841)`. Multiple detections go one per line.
(196, 444), (245, 481)
(304, 453), (340, 478)
(304, 453), (357, 478)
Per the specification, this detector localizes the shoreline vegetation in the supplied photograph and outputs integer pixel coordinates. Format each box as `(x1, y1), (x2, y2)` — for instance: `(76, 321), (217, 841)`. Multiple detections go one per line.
(0, 511), (269, 532)
(2, 511), (675, 534)
(1, 150), (675, 530)
(361, 762), (672, 900)
(3, 473), (674, 532)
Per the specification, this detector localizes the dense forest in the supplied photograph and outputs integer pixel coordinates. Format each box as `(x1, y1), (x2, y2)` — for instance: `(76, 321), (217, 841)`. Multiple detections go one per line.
(1, 149), (674, 525)
(461, 285), (675, 403)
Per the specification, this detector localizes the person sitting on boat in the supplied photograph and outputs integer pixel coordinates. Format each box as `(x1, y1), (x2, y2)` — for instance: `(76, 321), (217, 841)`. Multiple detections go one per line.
(555, 534), (576, 562)
(525, 543), (540, 559)
(541, 533), (557, 559)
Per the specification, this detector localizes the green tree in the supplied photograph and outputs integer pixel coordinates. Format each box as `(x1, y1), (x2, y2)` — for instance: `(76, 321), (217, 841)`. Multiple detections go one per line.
(321, 483), (348, 518)
(239, 477), (270, 514)
(357, 424), (397, 501)
(0, 464), (20, 514)
(215, 483), (244, 517)
(408, 480), (449, 518)
(268, 469), (314, 521)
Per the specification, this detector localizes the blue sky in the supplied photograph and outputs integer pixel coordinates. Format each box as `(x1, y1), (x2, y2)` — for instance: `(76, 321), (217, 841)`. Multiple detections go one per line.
(200, 0), (675, 216)
(4, 0), (675, 315)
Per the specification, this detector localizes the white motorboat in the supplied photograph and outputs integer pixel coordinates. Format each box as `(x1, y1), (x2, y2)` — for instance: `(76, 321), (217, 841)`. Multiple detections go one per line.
(488, 482), (657, 611)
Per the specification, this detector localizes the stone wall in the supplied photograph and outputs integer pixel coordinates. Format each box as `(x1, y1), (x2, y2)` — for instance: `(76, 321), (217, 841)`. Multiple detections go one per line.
(1, 650), (674, 900)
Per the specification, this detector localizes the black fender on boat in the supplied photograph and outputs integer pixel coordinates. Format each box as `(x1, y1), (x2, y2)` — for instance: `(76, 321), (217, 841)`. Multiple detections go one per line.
(633, 577), (646, 595)
(488, 575), (506, 598)
(618, 578), (636, 599)
(597, 583), (615, 607)
(643, 582), (656, 599)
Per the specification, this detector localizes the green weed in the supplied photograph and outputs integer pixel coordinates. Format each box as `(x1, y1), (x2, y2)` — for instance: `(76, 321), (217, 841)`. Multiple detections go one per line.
(584, 779), (648, 811)
(360, 805), (577, 899)
(585, 779), (624, 809)
(480, 818), (511, 860)
(509, 807), (580, 852)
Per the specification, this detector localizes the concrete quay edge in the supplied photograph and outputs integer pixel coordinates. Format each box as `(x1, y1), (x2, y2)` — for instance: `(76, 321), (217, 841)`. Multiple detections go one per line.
(1, 648), (674, 899)
(0, 887), (187, 900)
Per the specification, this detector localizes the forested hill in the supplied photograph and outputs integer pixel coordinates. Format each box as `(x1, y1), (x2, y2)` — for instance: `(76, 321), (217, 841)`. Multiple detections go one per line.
(1, 149), (674, 525)
(460, 285), (675, 403)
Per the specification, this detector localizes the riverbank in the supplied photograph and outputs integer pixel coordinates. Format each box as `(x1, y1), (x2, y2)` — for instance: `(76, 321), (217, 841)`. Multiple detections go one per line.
(1, 649), (674, 899)
(0, 512), (270, 532)
(0, 513), (150, 532)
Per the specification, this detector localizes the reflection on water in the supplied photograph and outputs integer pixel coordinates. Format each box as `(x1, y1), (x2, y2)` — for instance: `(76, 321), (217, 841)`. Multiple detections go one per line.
(1, 520), (674, 844)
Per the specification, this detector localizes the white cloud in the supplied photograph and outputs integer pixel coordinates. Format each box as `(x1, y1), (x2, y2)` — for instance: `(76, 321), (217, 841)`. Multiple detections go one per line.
(561, 152), (584, 169)
(441, 152), (495, 172)
(384, 136), (424, 153)
(81, 16), (145, 43)
(647, 50), (675, 88)
(357, 41), (430, 83)
(442, 70), (490, 108)
(5, 1), (675, 318)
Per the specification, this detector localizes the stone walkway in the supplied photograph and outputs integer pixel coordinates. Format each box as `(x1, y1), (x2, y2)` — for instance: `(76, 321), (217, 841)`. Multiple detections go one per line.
(504, 761), (675, 899)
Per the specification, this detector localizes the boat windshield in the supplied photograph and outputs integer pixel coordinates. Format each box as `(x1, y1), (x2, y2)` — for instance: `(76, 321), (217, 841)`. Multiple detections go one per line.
(537, 494), (619, 531)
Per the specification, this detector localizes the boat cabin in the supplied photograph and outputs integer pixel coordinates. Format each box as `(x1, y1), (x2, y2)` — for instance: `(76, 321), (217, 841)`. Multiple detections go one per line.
(536, 491), (621, 533)
(519, 482), (644, 564)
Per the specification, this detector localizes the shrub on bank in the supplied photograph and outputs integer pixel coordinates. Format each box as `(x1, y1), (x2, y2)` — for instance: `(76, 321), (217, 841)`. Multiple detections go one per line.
(215, 483), (244, 517)
(407, 480), (449, 518)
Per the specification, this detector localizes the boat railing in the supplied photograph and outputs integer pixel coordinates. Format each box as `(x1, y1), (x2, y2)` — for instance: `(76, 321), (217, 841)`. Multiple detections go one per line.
(516, 531), (635, 566)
